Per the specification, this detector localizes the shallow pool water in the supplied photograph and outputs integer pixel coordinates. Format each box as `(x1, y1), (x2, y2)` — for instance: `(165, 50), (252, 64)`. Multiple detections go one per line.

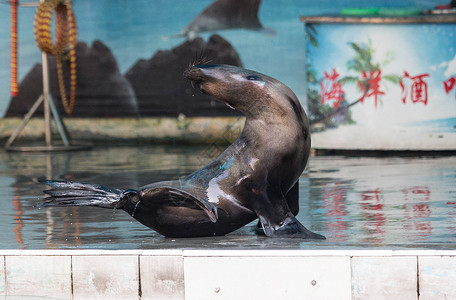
(0, 146), (455, 250)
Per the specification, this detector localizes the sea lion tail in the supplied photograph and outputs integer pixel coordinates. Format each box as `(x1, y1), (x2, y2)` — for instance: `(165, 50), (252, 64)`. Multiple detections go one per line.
(36, 179), (128, 209)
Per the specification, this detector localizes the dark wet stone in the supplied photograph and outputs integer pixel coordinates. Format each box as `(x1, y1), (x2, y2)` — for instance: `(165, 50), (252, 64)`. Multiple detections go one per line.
(6, 36), (242, 118)
(125, 34), (243, 117)
(5, 40), (139, 118)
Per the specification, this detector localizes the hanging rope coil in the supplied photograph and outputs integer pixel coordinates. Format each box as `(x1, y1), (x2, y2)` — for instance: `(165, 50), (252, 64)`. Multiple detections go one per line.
(33, 0), (77, 115)
(10, 0), (19, 97)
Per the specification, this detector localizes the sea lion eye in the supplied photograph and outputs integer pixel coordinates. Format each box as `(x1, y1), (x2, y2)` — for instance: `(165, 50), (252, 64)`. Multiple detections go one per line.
(247, 75), (259, 81)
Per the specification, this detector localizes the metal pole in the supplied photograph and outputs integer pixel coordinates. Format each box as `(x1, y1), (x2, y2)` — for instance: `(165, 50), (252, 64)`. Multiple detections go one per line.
(19, 2), (40, 7)
(42, 51), (52, 146)
(48, 94), (70, 146)
(5, 94), (44, 148)
(39, 0), (53, 147)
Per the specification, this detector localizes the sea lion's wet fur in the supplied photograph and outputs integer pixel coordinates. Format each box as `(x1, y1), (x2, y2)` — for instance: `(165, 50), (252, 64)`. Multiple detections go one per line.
(39, 64), (324, 239)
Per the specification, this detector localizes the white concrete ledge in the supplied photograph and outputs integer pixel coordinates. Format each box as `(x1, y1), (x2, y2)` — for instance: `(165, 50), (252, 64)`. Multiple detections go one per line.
(1, 249), (454, 257)
(0, 249), (455, 299)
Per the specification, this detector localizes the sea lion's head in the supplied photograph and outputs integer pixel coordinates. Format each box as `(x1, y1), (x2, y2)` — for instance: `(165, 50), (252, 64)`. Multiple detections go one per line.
(184, 64), (305, 123)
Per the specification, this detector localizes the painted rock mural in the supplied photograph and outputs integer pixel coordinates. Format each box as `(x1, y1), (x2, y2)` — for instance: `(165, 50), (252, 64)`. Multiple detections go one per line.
(5, 35), (242, 118)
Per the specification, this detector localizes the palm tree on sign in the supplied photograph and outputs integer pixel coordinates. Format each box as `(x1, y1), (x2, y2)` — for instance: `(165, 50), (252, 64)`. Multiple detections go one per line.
(339, 40), (401, 109)
(312, 40), (401, 127)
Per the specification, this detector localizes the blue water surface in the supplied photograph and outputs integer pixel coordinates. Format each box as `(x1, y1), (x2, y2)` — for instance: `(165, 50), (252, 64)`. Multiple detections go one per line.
(0, 146), (455, 250)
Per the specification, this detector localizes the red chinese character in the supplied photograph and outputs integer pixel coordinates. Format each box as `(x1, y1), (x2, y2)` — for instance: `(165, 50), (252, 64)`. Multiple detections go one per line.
(443, 77), (456, 100)
(320, 68), (345, 109)
(400, 71), (430, 105)
(357, 70), (385, 108)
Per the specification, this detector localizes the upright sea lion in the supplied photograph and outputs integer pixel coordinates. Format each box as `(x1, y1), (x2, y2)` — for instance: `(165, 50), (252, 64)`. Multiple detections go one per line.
(38, 64), (324, 239)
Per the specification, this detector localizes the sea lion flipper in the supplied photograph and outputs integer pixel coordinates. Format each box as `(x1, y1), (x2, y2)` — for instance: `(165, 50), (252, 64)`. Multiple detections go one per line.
(285, 180), (299, 216)
(255, 181), (299, 231)
(140, 187), (218, 223)
(254, 189), (325, 239)
(258, 214), (325, 239)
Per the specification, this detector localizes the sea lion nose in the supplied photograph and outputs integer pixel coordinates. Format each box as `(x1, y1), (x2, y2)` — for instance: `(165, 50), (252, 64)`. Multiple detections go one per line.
(183, 66), (198, 78)
(184, 64), (218, 80)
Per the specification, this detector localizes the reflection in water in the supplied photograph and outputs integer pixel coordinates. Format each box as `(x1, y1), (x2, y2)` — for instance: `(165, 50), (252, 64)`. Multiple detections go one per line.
(321, 182), (348, 242)
(403, 186), (432, 239)
(12, 188), (24, 248)
(45, 208), (55, 248)
(314, 181), (447, 245)
(305, 156), (456, 248)
(0, 147), (455, 249)
(360, 189), (385, 244)
(72, 207), (82, 247)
